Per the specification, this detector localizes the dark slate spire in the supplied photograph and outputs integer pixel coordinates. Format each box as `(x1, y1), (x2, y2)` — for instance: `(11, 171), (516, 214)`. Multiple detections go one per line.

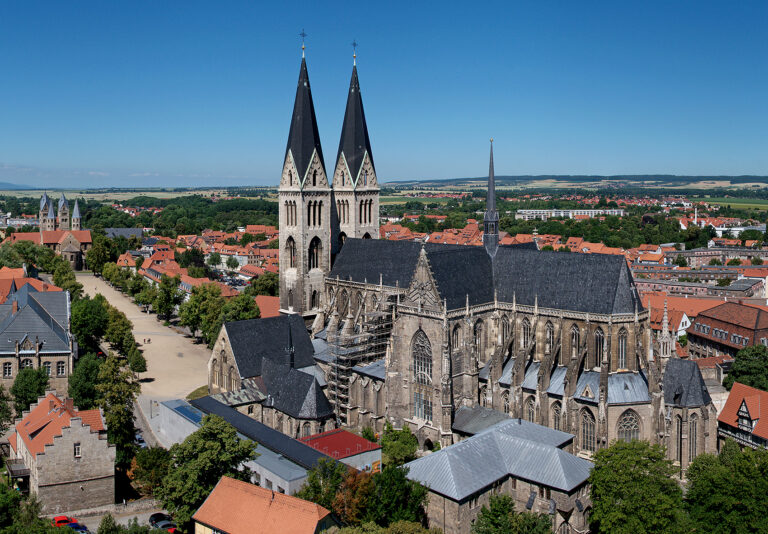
(58, 192), (68, 212)
(336, 64), (374, 185)
(483, 139), (499, 258)
(285, 57), (325, 183)
(72, 200), (81, 219)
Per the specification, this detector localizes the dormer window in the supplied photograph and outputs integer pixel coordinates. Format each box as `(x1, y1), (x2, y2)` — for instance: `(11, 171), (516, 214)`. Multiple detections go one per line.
(738, 401), (755, 432)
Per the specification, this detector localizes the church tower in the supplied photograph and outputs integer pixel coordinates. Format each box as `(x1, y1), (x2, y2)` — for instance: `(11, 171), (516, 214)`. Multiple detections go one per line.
(71, 200), (81, 231)
(57, 193), (70, 231)
(39, 193), (56, 232)
(278, 49), (332, 316)
(331, 54), (379, 257)
(483, 139), (499, 258)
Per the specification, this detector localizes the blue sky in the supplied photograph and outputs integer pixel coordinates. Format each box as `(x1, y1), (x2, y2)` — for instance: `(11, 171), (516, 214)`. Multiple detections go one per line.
(0, 1), (766, 188)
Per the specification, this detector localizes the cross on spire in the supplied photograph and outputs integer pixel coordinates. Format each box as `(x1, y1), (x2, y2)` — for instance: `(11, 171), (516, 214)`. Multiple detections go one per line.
(300, 29), (307, 57)
(352, 39), (358, 65)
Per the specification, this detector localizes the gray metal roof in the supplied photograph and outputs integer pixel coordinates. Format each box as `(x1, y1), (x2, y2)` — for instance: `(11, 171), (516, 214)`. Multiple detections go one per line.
(0, 285), (70, 354)
(546, 366), (567, 396)
(573, 371), (600, 404)
(452, 405), (511, 435)
(104, 228), (143, 240)
(352, 358), (386, 380)
(607, 372), (651, 405)
(406, 420), (590, 501)
(521, 362), (540, 391)
(663, 359), (712, 407)
(498, 357), (514, 386)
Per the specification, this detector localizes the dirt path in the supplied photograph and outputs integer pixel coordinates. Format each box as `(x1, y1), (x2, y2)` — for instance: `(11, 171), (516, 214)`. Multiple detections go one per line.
(78, 273), (209, 401)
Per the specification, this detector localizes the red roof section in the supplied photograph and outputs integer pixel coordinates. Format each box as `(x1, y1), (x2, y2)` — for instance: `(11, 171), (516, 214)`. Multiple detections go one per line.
(193, 476), (330, 534)
(13, 393), (104, 457)
(718, 382), (768, 440)
(299, 428), (381, 459)
(254, 295), (280, 318)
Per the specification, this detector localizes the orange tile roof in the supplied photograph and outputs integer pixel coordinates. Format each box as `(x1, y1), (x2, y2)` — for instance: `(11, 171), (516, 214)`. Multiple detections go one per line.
(0, 267), (26, 279)
(193, 476), (331, 534)
(0, 278), (62, 304)
(254, 295), (280, 318)
(14, 393), (104, 457)
(641, 293), (720, 320)
(718, 382), (768, 440)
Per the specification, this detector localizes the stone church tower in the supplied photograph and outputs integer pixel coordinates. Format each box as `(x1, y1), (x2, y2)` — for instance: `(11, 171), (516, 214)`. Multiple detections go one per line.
(39, 193), (56, 232)
(331, 58), (380, 257)
(71, 200), (82, 231)
(57, 193), (70, 231)
(278, 52), (332, 316)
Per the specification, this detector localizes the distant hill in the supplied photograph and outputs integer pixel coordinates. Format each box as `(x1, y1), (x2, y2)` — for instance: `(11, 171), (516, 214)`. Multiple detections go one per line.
(385, 175), (768, 188)
(0, 182), (26, 190)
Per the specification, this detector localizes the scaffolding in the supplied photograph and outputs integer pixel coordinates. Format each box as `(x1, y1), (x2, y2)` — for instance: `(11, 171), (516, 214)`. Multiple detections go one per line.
(327, 301), (394, 426)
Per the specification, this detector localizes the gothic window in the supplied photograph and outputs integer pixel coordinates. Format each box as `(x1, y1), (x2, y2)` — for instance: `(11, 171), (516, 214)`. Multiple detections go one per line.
(311, 291), (319, 309)
(228, 367), (235, 391)
(412, 330), (433, 422)
(595, 328), (605, 367)
(211, 359), (218, 385)
(312, 170), (317, 187)
(502, 392), (510, 414)
(525, 397), (535, 422)
(474, 320), (485, 356)
(479, 386), (487, 407)
(288, 289), (294, 309)
(571, 325), (580, 361)
(452, 324), (461, 349)
(551, 402), (562, 431)
(618, 328), (628, 369)
(522, 318), (531, 348)
(302, 422), (311, 438)
(502, 315), (510, 342)
(307, 202), (313, 226)
(339, 291), (349, 317)
(545, 322), (554, 354)
(581, 410), (596, 452)
(42, 361), (51, 376)
(339, 232), (347, 250)
(617, 410), (640, 442)
(364, 170), (368, 186)
(356, 293), (364, 315)
(363, 232), (371, 239)
(359, 201), (364, 223)
(288, 170), (293, 186)
(308, 237), (322, 270)
(689, 414), (698, 462)
(676, 415), (683, 464)
(285, 201), (290, 226)
(368, 199), (373, 224)
(286, 237), (296, 268)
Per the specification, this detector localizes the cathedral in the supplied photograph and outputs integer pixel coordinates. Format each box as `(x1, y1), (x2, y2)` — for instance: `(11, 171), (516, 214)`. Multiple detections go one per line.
(214, 51), (718, 471)
(39, 192), (82, 232)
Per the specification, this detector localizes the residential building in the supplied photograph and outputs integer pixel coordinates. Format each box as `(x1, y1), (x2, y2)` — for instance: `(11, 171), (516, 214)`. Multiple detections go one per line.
(193, 476), (335, 534)
(687, 302), (768, 359)
(6, 392), (114, 513)
(717, 382), (768, 450)
(514, 208), (625, 221)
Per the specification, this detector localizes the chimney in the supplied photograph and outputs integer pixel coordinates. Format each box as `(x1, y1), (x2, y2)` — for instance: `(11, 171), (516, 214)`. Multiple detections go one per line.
(64, 398), (74, 413)
(49, 399), (55, 411)
(11, 300), (17, 314)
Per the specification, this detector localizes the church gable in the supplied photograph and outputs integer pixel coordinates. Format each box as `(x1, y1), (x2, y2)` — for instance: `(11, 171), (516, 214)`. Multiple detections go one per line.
(352, 151), (377, 189)
(405, 248), (441, 310)
(333, 153), (352, 189)
(279, 151), (300, 189)
(300, 150), (329, 189)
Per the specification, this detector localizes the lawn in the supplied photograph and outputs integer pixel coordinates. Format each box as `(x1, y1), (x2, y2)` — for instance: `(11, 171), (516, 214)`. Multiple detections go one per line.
(704, 197), (768, 210)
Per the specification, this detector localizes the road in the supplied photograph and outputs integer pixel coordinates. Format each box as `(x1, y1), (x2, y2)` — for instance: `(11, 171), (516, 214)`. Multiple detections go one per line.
(79, 509), (164, 531)
(78, 273), (210, 402)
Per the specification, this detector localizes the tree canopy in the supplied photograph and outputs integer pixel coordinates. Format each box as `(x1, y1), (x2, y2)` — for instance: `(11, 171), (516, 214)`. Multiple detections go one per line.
(471, 495), (552, 534)
(96, 355), (140, 468)
(10, 368), (49, 415)
(380, 422), (418, 466)
(723, 345), (768, 391)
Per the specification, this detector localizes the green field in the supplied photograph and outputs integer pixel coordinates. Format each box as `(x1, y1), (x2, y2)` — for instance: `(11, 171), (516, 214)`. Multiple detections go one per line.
(380, 196), (454, 205)
(704, 197), (768, 210)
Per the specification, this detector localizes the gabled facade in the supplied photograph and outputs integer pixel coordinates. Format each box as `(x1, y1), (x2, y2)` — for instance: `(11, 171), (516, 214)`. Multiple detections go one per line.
(718, 382), (768, 450)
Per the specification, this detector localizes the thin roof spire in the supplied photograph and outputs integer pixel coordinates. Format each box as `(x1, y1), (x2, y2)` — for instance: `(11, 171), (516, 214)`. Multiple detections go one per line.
(352, 39), (358, 66)
(300, 28), (307, 58)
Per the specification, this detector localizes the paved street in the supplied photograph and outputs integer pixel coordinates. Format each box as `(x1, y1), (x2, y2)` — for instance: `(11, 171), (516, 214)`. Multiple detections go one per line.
(79, 508), (165, 531)
(78, 273), (210, 402)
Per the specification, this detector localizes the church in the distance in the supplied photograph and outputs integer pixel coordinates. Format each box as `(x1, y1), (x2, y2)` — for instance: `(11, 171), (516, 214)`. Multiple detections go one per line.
(213, 49), (718, 483)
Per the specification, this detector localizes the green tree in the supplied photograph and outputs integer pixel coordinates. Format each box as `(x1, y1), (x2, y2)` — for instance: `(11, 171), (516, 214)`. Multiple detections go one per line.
(97, 355), (140, 467)
(154, 274), (183, 319)
(179, 283), (221, 340)
(380, 422), (418, 466)
(723, 345), (768, 391)
(226, 256), (239, 271)
(105, 306), (134, 354)
(471, 495), (552, 534)
(157, 414), (255, 527)
(727, 258), (742, 266)
(708, 258), (723, 266)
(685, 440), (768, 533)
(0, 483), (23, 527)
(220, 292), (260, 324)
(588, 440), (685, 534)
(335, 521), (441, 534)
(71, 295), (109, 350)
(717, 278), (732, 286)
(68, 353), (102, 410)
(673, 254), (688, 267)
(206, 252), (221, 267)
(128, 347), (147, 375)
(52, 260), (83, 299)
(333, 469), (375, 526)
(361, 427), (377, 443)
(752, 256), (764, 265)
(135, 284), (158, 308)
(0, 386), (14, 436)
(364, 466), (427, 526)
(86, 234), (115, 275)
(296, 458), (348, 512)
(10, 367), (49, 415)
(131, 446), (171, 496)
(267, 238), (279, 249)
(244, 271), (279, 297)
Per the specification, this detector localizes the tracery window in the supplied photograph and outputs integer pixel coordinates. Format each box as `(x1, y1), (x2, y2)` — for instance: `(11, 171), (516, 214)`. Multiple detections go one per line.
(617, 410), (640, 442)
(311, 290), (319, 309)
(581, 410), (596, 452)
(525, 397), (535, 422)
(339, 291), (349, 317)
(676, 415), (683, 464)
(308, 237), (322, 270)
(618, 328), (628, 369)
(551, 402), (562, 431)
(412, 330), (433, 422)
(502, 392), (510, 414)
(211, 359), (218, 385)
(302, 422), (311, 438)
(286, 237), (296, 268)
(595, 328), (605, 368)
(522, 318), (531, 348)
(571, 325), (580, 361)
(474, 320), (485, 356)
(689, 414), (698, 462)
(545, 322), (554, 355)
(452, 324), (461, 349)
(502, 316), (510, 342)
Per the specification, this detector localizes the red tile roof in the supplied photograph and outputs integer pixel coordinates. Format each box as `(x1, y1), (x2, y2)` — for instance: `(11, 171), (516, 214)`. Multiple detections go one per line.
(254, 295), (280, 318)
(299, 428), (381, 459)
(13, 393), (104, 457)
(193, 476), (331, 534)
(718, 382), (768, 440)
(0, 278), (62, 304)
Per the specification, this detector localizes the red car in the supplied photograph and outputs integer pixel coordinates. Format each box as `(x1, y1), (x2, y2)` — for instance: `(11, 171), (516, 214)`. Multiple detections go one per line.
(51, 515), (78, 527)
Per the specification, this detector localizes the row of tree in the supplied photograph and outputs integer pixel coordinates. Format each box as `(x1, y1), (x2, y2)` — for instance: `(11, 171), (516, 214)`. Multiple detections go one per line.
(178, 282), (259, 345)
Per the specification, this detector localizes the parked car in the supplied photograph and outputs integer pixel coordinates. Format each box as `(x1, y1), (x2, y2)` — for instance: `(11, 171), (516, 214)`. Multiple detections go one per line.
(65, 523), (90, 533)
(51, 516), (77, 527)
(149, 513), (173, 528)
(135, 432), (147, 448)
(155, 520), (177, 533)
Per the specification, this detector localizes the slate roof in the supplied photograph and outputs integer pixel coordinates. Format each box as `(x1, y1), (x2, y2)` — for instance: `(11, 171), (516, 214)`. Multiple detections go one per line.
(352, 358), (386, 380)
(224, 314), (315, 379)
(573, 371), (600, 404)
(260, 358), (333, 420)
(547, 367), (568, 396)
(72, 200), (81, 219)
(336, 65), (374, 184)
(58, 193), (67, 212)
(406, 420), (590, 501)
(663, 359), (712, 407)
(0, 284), (70, 354)
(190, 396), (333, 470)
(104, 228), (142, 240)
(607, 372), (651, 405)
(285, 57), (325, 181)
(521, 362), (541, 391)
(452, 405), (512, 435)
(40, 193), (49, 212)
(330, 239), (642, 314)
